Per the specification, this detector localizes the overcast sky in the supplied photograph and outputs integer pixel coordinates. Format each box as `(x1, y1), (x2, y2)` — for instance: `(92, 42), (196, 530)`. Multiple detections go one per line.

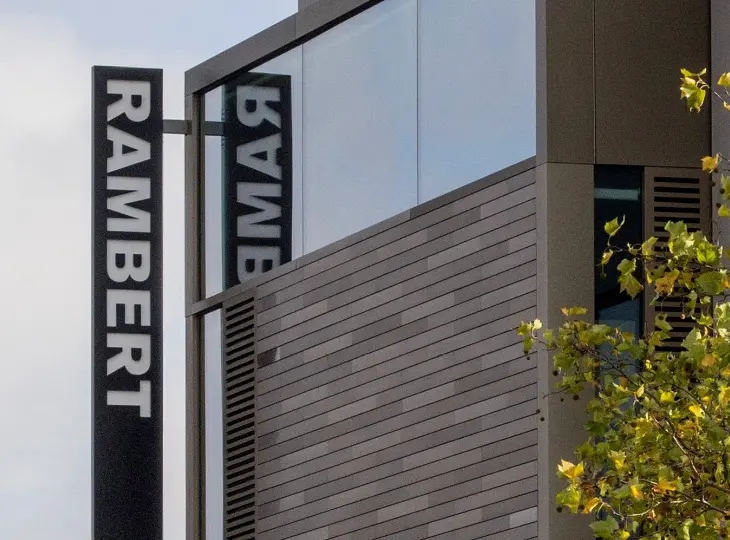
(0, 1), (297, 539)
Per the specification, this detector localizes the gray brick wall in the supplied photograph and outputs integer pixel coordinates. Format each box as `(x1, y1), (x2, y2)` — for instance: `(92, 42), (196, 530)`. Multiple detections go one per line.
(225, 162), (538, 540)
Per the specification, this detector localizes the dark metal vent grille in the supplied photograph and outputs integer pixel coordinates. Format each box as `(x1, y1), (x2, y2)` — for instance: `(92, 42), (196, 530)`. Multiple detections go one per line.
(223, 295), (257, 540)
(644, 169), (711, 352)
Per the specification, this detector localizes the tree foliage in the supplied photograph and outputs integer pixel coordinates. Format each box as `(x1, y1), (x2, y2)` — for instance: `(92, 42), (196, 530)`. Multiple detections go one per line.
(518, 69), (730, 539)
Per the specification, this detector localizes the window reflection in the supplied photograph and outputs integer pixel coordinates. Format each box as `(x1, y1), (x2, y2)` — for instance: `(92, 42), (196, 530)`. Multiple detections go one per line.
(203, 49), (303, 296)
(252, 48), (304, 261)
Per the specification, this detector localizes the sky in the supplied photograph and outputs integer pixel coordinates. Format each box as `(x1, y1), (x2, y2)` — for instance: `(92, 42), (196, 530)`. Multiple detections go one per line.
(0, 1), (297, 539)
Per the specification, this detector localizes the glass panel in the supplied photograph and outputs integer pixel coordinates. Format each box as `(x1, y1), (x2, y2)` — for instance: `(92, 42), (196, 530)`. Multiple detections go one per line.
(203, 47), (303, 296)
(204, 311), (223, 540)
(418, 0), (536, 202)
(302, 0), (418, 253)
(253, 48), (304, 262)
(203, 96), (224, 296)
(199, 0), (538, 299)
(594, 166), (644, 333)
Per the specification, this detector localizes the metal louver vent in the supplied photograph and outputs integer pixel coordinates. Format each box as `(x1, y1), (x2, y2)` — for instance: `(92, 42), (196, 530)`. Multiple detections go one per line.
(223, 294), (257, 540)
(644, 168), (711, 352)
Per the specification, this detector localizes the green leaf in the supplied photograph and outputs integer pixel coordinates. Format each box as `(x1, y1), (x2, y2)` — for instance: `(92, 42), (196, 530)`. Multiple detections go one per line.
(680, 519), (694, 540)
(681, 75), (707, 112)
(697, 241), (721, 265)
(516, 321), (531, 336)
(696, 271), (725, 295)
(719, 204), (730, 218)
(619, 273), (643, 298)
(719, 72), (730, 87)
(556, 485), (581, 513)
(641, 237), (658, 256)
(665, 220), (688, 238)
(604, 217), (624, 238)
(716, 461), (725, 484)
(590, 516), (619, 539)
(655, 313), (672, 332)
(682, 327), (705, 363)
(562, 306), (587, 317)
(617, 258), (636, 275)
(543, 329), (555, 347)
(682, 67), (707, 77)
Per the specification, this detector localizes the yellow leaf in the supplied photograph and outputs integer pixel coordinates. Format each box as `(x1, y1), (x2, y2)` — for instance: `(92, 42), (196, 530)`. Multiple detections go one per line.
(703, 353), (718, 367)
(558, 460), (584, 480)
(630, 484), (644, 500)
(719, 72), (730, 87)
(719, 386), (730, 407)
(617, 531), (630, 540)
(654, 480), (678, 493)
(532, 319), (542, 331)
(655, 271), (680, 296)
(702, 153), (721, 173)
(689, 404), (705, 418)
(609, 450), (626, 470)
(660, 391), (676, 403)
(635, 385), (645, 399)
(601, 249), (613, 266)
(584, 497), (601, 513)
(681, 76), (707, 112)
(724, 102), (730, 112)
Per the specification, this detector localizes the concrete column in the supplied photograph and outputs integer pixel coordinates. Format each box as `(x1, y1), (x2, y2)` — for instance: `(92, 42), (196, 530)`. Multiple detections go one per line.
(536, 162), (594, 540)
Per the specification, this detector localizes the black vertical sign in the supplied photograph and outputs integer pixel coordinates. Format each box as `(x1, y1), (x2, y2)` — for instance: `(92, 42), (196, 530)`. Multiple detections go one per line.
(222, 73), (293, 288)
(92, 66), (163, 540)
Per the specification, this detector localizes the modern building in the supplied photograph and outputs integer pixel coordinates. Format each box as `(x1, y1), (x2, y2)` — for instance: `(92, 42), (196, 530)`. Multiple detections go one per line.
(182, 1), (720, 539)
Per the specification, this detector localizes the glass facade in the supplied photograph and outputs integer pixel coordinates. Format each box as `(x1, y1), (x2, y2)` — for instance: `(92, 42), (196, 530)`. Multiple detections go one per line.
(203, 0), (536, 296)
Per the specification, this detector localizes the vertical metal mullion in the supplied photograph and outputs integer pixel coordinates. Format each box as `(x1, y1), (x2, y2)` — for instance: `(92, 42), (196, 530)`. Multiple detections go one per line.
(186, 92), (203, 307)
(186, 91), (205, 540)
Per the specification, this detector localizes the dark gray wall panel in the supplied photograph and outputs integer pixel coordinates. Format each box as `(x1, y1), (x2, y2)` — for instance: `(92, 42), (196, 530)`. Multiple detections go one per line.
(222, 166), (537, 540)
(594, 0), (710, 167)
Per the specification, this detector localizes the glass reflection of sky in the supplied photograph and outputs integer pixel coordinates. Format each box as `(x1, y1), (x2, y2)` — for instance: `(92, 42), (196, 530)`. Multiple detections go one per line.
(419, 0), (536, 201)
(203, 0), (538, 293)
(303, 0), (419, 252)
